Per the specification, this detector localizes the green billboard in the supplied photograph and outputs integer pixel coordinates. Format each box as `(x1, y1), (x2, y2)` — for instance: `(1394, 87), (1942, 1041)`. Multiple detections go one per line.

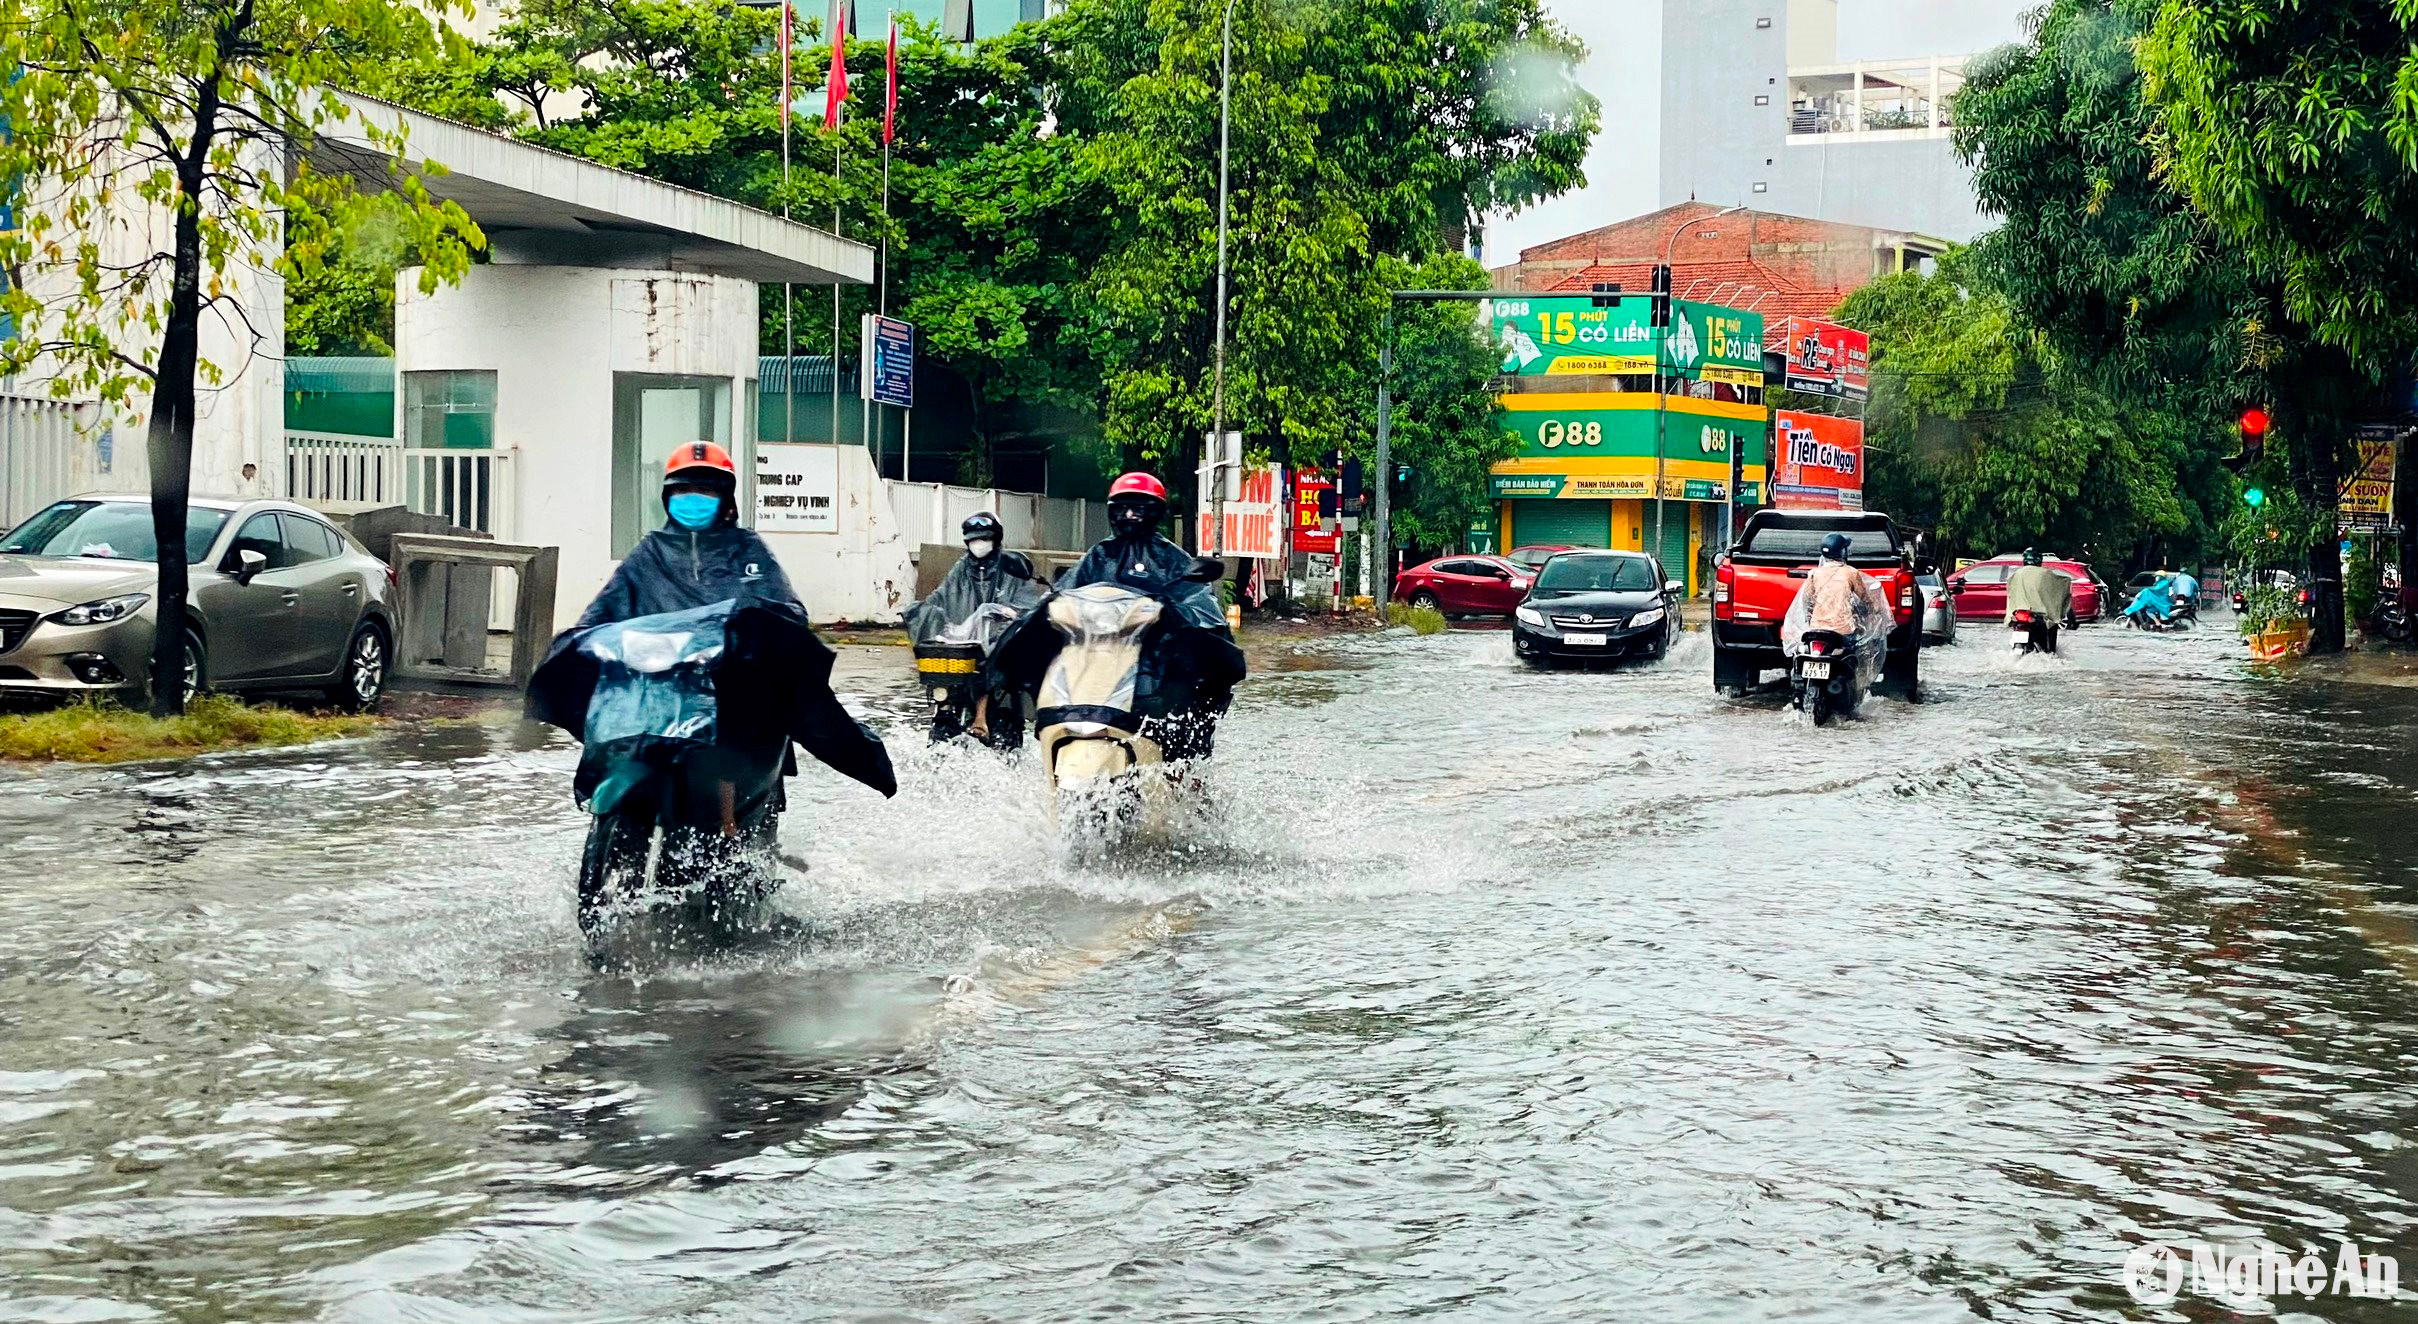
(1490, 296), (1766, 385)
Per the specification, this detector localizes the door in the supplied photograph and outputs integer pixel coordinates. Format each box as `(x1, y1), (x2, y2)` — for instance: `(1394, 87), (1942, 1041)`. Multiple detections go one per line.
(1653, 504), (1691, 595)
(278, 513), (356, 677)
(1426, 560), (1478, 612)
(191, 512), (301, 681)
(1510, 499), (1611, 549)
(1474, 561), (1525, 613)
(1955, 563), (2009, 620)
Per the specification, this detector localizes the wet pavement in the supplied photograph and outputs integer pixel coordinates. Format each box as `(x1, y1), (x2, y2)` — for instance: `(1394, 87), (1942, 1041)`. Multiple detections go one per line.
(3, 617), (2417, 1321)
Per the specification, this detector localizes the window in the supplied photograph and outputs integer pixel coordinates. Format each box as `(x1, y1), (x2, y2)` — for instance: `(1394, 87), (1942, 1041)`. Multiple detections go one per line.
(1961, 564), (2009, 585)
(404, 370), (497, 450)
(1753, 182), (1770, 193)
(0, 500), (229, 564)
(229, 513), (295, 571)
(1754, 95), (1770, 107)
(1535, 555), (1656, 593)
(612, 373), (734, 554)
(1756, 16), (1772, 28)
(279, 513), (342, 563)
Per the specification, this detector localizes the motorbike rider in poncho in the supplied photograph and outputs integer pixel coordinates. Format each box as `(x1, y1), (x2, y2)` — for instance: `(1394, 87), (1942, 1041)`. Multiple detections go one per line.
(2004, 547), (2073, 625)
(1783, 531), (1896, 672)
(905, 511), (1047, 747)
(988, 472), (1244, 761)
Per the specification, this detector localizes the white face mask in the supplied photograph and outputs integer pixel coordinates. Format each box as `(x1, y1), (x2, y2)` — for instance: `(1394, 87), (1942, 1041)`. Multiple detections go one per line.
(967, 539), (998, 559)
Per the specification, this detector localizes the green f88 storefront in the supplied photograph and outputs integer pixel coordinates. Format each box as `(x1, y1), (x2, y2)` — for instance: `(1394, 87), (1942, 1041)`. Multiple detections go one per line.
(1491, 394), (1768, 593)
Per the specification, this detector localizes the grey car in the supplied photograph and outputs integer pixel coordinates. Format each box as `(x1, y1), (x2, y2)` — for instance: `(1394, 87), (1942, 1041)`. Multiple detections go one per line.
(1918, 571), (1957, 644)
(0, 495), (396, 709)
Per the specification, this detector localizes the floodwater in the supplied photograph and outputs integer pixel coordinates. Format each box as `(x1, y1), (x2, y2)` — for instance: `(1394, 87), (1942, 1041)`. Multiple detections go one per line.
(4, 618), (2417, 1321)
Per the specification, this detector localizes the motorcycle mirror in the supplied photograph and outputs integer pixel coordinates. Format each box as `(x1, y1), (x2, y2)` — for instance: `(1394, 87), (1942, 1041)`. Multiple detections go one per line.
(1185, 556), (1227, 583)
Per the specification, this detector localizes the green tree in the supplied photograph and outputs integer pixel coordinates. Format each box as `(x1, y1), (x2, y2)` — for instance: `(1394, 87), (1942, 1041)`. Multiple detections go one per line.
(1955, 0), (2375, 648)
(0, 0), (483, 714)
(1359, 256), (1515, 552)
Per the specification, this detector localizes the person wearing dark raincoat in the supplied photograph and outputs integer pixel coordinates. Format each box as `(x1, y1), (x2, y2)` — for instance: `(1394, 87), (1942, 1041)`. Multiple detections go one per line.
(904, 511), (1047, 745)
(527, 442), (893, 823)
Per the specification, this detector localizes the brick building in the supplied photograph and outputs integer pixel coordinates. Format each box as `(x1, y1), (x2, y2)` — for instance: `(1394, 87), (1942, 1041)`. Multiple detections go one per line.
(1489, 202), (1948, 346)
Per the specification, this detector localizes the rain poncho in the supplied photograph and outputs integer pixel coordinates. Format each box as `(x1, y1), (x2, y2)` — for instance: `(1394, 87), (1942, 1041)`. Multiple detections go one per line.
(2003, 565), (2072, 623)
(572, 519), (799, 630)
(905, 551), (1047, 650)
(1782, 561), (1894, 665)
(2124, 578), (2176, 621)
(1056, 532), (1228, 633)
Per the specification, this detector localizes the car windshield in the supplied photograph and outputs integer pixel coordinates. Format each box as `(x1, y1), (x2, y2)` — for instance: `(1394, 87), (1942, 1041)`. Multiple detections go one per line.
(1535, 556), (1655, 593)
(1740, 523), (1897, 559)
(0, 501), (230, 564)
(1917, 573), (1943, 589)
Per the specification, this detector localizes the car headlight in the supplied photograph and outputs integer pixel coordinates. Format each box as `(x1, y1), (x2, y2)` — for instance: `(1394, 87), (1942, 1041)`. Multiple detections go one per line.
(1515, 605), (1545, 627)
(53, 593), (149, 626)
(1630, 606), (1666, 628)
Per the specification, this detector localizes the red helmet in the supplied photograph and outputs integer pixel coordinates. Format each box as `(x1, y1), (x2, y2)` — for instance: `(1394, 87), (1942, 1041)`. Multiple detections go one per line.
(664, 442), (737, 481)
(1108, 471), (1168, 502)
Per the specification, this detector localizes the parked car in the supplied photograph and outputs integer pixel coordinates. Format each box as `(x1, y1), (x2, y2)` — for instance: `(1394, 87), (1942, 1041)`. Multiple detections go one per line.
(2233, 569), (2300, 613)
(1948, 555), (2104, 624)
(1511, 551), (1683, 665)
(1394, 554), (1533, 618)
(0, 495), (397, 709)
(1917, 571), (1956, 644)
(1504, 544), (1574, 574)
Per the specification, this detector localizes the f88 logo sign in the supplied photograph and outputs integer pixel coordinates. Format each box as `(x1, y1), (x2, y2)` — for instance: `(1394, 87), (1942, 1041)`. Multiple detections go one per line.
(1538, 420), (1605, 449)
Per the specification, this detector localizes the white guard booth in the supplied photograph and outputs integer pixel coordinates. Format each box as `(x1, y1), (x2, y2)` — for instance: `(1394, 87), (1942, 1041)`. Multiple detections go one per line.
(318, 95), (904, 628)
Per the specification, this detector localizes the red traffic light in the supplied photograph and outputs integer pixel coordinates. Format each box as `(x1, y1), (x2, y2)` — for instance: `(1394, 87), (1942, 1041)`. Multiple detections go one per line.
(2239, 407), (2271, 437)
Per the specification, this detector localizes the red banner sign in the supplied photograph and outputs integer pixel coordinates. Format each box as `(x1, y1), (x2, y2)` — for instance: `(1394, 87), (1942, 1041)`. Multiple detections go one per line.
(1781, 319), (1870, 400)
(1293, 468), (1337, 554)
(1773, 412), (1865, 511)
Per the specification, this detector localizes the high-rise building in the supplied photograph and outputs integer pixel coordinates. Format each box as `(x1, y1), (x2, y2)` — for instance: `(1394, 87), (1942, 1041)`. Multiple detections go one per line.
(1657, 0), (1984, 242)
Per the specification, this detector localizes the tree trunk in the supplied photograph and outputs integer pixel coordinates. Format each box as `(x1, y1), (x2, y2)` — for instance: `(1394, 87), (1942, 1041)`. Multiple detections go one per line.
(2398, 427), (2418, 620)
(145, 78), (220, 716)
(2305, 421), (2346, 655)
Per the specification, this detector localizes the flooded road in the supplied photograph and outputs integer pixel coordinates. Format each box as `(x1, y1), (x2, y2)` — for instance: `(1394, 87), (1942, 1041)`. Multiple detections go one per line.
(4, 620), (2417, 1320)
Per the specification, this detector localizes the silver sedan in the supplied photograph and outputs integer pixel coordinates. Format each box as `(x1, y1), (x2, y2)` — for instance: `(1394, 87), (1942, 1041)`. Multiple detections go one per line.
(1919, 572), (1957, 644)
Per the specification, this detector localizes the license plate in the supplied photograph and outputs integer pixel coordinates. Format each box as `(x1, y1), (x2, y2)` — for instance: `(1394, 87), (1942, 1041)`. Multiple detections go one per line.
(1563, 633), (1606, 646)
(1800, 660), (1832, 678)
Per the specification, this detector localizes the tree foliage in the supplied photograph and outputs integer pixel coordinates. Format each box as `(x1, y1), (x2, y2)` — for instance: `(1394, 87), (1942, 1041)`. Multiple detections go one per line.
(0, 0), (483, 712)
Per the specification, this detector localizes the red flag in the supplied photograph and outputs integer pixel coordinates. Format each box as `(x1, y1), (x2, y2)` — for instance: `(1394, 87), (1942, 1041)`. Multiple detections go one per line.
(884, 19), (898, 146)
(823, 17), (850, 130)
(778, 1), (794, 131)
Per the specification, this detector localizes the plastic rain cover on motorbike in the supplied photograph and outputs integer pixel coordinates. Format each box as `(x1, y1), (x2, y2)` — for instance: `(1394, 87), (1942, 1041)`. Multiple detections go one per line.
(1781, 567), (1892, 670)
(1042, 585), (1163, 717)
(579, 604), (727, 749)
(905, 555), (1047, 649)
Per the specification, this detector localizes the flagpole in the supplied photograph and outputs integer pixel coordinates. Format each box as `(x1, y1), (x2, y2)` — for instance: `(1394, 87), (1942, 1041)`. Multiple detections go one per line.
(781, 0), (796, 448)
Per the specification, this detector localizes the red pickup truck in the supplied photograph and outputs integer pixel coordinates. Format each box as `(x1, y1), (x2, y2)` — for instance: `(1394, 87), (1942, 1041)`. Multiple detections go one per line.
(1712, 510), (1923, 699)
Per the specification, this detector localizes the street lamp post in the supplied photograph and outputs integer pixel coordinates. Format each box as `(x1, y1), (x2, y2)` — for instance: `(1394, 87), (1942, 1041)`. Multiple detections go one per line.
(1653, 204), (1747, 577)
(1208, 0), (1240, 556)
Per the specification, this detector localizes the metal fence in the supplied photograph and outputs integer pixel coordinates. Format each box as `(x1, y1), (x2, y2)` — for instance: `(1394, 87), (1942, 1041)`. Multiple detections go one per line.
(285, 431), (514, 539)
(884, 480), (1102, 552)
(0, 393), (92, 526)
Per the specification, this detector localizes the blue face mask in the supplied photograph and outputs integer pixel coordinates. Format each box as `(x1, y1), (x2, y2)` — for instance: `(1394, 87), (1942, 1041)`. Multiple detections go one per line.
(666, 492), (721, 529)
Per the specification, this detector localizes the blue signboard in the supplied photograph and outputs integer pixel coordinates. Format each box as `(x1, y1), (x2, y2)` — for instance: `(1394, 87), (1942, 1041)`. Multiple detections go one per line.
(861, 314), (915, 409)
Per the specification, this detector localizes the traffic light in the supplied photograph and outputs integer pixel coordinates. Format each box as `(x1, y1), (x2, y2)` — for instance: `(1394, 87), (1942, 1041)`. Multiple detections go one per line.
(1650, 264), (1673, 330)
(2224, 405), (2271, 473)
(1592, 281), (1622, 309)
(2244, 486), (2266, 509)
(1340, 457), (1365, 514)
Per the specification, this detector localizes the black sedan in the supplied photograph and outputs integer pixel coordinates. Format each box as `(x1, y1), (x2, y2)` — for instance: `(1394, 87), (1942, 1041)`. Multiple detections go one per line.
(1511, 551), (1684, 666)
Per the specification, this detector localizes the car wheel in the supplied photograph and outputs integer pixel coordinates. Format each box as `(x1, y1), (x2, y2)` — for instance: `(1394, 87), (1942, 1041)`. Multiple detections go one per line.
(1408, 590), (1441, 611)
(327, 622), (388, 712)
(180, 632), (207, 706)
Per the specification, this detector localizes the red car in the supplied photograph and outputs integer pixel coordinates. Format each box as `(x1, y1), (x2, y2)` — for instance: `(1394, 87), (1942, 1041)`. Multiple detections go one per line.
(1394, 554), (1534, 617)
(1948, 556), (2104, 623)
(1505, 544), (1574, 574)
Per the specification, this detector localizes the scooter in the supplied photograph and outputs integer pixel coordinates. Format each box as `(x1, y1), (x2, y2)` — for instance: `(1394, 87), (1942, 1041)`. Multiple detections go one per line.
(915, 602), (1028, 751)
(2008, 608), (2058, 655)
(1791, 628), (1870, 726)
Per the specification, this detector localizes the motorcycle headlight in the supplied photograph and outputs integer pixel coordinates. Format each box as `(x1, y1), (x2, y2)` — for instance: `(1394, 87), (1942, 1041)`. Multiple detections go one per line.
(1515, 605), (1545, 627)
(1630, 606), (1665, 628)
(53, 593), (149, 626)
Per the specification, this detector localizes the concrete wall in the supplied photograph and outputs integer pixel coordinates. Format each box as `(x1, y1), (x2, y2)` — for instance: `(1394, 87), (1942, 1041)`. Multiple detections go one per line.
(1660, 0), (1792, 209)
(758, 443), (918, 624)
(1777, 134), (1986, 243)
(396, 264), (760, 630)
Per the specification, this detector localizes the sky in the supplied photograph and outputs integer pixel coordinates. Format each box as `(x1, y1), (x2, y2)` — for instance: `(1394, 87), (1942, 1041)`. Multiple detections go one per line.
(1485, 0), (2037, 261)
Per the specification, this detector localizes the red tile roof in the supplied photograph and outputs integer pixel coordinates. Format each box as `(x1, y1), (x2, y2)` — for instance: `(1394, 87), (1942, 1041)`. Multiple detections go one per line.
(1540, 260), (1846, 348)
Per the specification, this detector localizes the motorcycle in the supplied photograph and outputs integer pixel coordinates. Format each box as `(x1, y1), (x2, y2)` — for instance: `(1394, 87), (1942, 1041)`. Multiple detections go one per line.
(2008, 608), (2058, 656)
(915, 602), (1028, 750)
(526, 598), (895, 951)
(993, 558), (1243, 838)
(2380, 596), (2412, 643)
(1791, 628), (1870, 726)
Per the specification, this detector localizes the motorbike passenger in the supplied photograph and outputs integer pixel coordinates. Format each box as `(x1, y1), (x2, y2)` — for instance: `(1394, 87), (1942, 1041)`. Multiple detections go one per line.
(2004, 547), (2072, 642)
(905, 512), (1046, 747)
(1013, 471), (1238, 760)
(2165, 566), (2201, 618)
(2123, 573), (2178, 626)
(1781, 532), (1896, 720)
(1796, 532), (1897, 639)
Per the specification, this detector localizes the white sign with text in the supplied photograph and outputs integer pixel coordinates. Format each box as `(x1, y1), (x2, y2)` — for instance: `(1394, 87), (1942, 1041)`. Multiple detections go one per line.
(755, 444), (840, 533)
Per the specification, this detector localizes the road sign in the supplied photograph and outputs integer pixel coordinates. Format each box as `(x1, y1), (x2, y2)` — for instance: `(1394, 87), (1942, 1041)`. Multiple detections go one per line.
(859, 314), (915, 408)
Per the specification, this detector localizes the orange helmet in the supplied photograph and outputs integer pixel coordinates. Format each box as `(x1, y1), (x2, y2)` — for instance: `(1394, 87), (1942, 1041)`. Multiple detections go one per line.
(665, 442), (737, 482)
(1108, 471), (1168, 502)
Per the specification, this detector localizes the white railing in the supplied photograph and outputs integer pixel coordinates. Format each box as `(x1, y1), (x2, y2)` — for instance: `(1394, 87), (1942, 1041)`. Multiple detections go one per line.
(286, 430), (397, 506)
(1, 393), (93, 526)
(285, 431), (513, 540)
(883, 480), (1102, 551)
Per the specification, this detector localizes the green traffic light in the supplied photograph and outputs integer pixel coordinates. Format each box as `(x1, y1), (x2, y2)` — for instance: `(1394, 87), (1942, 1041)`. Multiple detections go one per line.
(2244, 487), (2265, 508)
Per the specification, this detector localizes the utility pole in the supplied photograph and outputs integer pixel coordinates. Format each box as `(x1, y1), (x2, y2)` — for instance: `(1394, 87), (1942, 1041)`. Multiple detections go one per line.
(1208, 0), (1240, 556)
(1654, 204), (1746, 570)
(1374, 301), (1394, 599)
